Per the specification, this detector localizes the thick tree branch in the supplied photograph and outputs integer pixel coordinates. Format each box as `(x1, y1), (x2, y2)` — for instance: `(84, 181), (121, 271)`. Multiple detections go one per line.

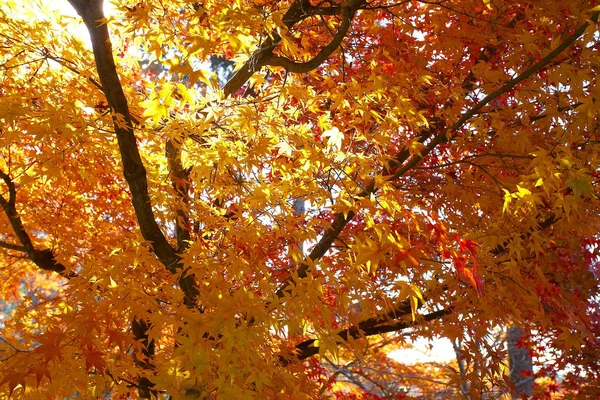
(223, 0), (367, 96)
(283, 203), (560, 363)
(490, 212), (560, 256)
(262, 6), (355, 73)
(0, 170), (72, 277)
(389, 12), (599, 184)
(130, 318), (157, 399)
(0, 177), (155, 397)
(286, 307), (452, 364)
(66, 0), (180, 272)
(310, 196), (562, 365)
(67, 0), (200, 306)
(274, 44), (499, 299)
(165, 141), (199, 304)
(65, 2), (199, 397)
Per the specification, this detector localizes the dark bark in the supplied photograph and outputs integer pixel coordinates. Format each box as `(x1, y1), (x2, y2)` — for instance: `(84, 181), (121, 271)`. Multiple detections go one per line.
(0, 170), (72, 277)
(285, 307), (451, 364)
(65, 1), (199, 396)
(223, 0), (368, 96)
(66, 0), (181, 274)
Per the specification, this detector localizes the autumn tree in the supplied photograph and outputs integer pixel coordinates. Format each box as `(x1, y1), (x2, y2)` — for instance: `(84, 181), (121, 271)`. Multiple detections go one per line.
(1, 0), (599, 398)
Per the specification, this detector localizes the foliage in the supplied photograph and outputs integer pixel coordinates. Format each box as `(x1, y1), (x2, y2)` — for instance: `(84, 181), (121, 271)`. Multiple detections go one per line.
(1, 0), (599, 398)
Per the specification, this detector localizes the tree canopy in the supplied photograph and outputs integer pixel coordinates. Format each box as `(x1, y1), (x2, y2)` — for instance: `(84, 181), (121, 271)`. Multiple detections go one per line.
(0, 0), (599, 398)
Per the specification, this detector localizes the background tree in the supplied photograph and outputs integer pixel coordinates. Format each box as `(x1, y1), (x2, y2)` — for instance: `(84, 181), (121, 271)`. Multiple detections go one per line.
(507, 326), (534, 398)
(1, 0), (599, 399)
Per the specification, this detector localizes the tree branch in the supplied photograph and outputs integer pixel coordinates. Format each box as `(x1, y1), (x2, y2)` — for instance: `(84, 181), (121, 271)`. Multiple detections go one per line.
(165, 139), (199, 309)
(261, 5), (355, 73)
(0, 169), (156, 395)
(66, 0), (180, 273)
(286, 307), (451, 363)
(0, 170), (72, 278)
(273, 43), (499, 299)
(223, 0), (367, 96)
(0, 169), (156, 397)
(44, 54), (104, 92)
(130, 318), (157, 399)
(66, 2), (199, 397)
(390, 11), (599, 184)
(490, 212), (560, 256)
(67, 0), (200, 306)
(166, 139), (191, 253)
(0, 241), (26, 252)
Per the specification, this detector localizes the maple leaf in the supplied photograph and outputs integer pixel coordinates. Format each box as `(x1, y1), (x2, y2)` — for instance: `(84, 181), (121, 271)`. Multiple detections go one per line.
(140, 98), (169, 125)
(34, 328), (65, 364)
(321, 127), (344, 150)
(566, 174), (595, 198)
(28, 364), (52, 387)
(462, 268), (484, 295)
(408, 139), (426, 157)
(83, 345), (106, 375)
(274, 141), (294, 157)
(353, 238), (383, 273)
(0, 371), (25, 398)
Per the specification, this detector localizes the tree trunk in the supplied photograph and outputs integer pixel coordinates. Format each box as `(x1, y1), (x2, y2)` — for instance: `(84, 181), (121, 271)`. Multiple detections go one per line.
(507, 326), (534, 398)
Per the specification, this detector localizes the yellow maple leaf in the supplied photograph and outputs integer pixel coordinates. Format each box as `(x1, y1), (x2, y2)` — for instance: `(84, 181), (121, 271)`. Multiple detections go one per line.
(322, 127), (344, 150)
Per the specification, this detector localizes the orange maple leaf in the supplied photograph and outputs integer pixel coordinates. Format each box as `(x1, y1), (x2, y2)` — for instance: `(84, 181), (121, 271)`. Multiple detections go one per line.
(1, 371), (26, 398)
(28, 364), (52, 386)
(83, 345), (106, 375)
(34, 327), (65, 364)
